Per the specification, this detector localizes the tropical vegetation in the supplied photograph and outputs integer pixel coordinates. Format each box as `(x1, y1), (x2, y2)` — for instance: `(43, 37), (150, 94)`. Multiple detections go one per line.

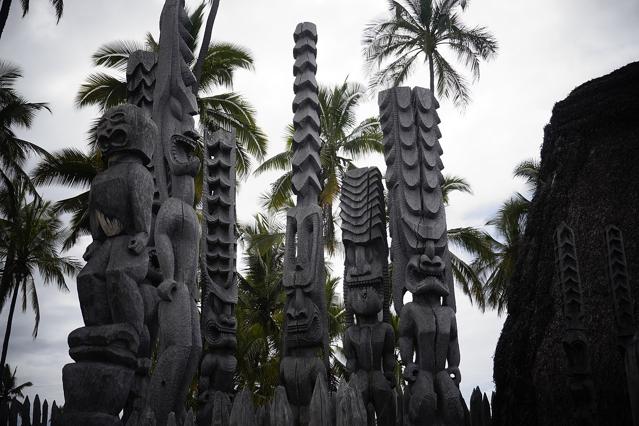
(235, 214), (345, 403)
(363, 0), (498, 108)
(255, 80), (384, 254)
(32, 1), (266, 249)
(478, 158), (540, 314)
(0, 363), (32, 401)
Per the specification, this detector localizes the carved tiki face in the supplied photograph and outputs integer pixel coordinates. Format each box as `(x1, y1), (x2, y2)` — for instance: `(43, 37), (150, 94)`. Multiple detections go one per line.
(283, 206), (324, 347)
(203, 292), (237, 350)
(406, 237), (449, 297)
(96, 104), (156, 165)
(345, 237), (386, 316)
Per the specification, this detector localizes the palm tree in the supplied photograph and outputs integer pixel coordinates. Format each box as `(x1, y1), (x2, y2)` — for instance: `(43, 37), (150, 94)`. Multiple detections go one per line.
(478, 158), (540, 314)
(0, 180), (81, 374)
(0, 363), (32, 401)
(235, 214), (285, 405)
(254, 80), (384, 253)
(0, 61), (49, 192)
(442, 174), (494, 310)
(363, 0), (498, 108)
(0, 0), (63, 40)
(32, 1), (266, 249)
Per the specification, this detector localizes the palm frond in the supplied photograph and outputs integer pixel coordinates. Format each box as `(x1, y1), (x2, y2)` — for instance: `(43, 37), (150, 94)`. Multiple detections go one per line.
(75, 72), (127, 111)
(91, 40), (145, 71)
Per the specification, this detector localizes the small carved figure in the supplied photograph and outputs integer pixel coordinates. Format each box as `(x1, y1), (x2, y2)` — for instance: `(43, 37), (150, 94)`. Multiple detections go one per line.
(62, 103), (156, 426)
(380, 86), (464, 426)
(340, 167), (396, 426)
(280, 22), (329, 426)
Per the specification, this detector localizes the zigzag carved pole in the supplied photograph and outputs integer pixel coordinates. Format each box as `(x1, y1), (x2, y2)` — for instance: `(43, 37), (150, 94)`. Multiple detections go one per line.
(280, 22), (330, 425)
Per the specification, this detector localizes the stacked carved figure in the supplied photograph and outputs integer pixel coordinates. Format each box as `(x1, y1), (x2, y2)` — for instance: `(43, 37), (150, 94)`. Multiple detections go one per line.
(61, 0), (205, 425)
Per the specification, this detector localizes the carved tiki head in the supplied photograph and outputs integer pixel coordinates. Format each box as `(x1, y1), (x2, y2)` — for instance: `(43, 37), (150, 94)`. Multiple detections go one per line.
(203, 292), (237, 350)
(340, 167), (389, 318)
(96, 104), (156, 165)
(283, 205), (324, 348)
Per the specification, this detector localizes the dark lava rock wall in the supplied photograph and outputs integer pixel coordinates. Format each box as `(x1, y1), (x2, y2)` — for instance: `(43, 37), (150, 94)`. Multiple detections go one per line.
(492, 62), (639, 426)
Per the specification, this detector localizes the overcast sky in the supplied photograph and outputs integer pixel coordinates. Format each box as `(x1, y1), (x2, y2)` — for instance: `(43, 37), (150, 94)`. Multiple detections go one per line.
(1, 0), (638, 408)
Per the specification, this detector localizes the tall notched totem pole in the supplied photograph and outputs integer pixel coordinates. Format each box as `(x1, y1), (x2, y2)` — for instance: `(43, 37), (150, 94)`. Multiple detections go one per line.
(197, 128), (238, 426)
(280, 22), (330, 425)
(62, 0), (203, 425)
(340, 167), (397, 426)
(379, 87), (464, 426)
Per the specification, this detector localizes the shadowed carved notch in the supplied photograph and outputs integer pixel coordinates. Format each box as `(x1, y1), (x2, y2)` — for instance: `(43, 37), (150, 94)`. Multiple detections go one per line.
(605, 225), (635, 340)
(554, 222), (597, 425)
(127, 51), (158, 115)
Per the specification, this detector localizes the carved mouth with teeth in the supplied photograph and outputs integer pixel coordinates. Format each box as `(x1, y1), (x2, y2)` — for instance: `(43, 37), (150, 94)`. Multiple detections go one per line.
(406, 254), (449, 296)
(169, 133), (200, 176)
(205, 318), (237, 348)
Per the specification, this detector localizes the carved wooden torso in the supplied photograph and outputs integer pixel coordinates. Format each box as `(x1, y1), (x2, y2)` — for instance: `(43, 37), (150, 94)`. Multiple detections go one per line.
(402, 302), (455, 372)
(346, 322), (393, 372)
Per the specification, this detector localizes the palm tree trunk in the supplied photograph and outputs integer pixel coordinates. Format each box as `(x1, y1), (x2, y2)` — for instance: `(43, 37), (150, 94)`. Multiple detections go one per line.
(0, 242), (16, 308)
(0, 0), (13, 40)
(428, 53), (435, 95)
(0, 285), (19, 371)
(192, 0), (221, 94)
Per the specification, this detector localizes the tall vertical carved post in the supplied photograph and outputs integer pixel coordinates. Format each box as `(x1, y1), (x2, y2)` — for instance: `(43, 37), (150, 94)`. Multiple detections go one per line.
(340, 167), (396, 425)
(60, 104), (157, 426)
(280, 22), (329, 426)
(554, 223), (597, 425)
(379, 87), (463, 426)
(605, 226), (639, 425)
(197, 128), (238, 426)
(148, 0), (202, 424)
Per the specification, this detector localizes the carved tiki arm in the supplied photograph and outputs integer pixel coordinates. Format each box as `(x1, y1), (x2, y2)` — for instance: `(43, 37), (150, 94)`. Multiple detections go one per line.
(383, 324), (397, 387)
(399, 306), (418, 381)
(447, 311), (461, 386)
(128, 165), (154, 253)
(343, 329), (358, 375)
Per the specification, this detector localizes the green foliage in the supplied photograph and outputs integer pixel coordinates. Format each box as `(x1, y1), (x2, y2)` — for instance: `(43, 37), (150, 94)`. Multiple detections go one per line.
(35, 1), (266, 248)
(235, 214), (345, 403)
(477, 158), (540, 314)
(0, 61), (49, 193)
(0, 180), (81, 337)
(0, 363), (32, 401)
(363, 0), (498, 108)
(255, 79), (383, 254)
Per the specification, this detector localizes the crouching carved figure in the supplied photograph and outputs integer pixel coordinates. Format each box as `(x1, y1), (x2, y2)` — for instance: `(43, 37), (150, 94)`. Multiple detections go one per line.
(380, 86), (464, 426)
(61, 104), (156, 426)
(340, 167), (396, 426)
